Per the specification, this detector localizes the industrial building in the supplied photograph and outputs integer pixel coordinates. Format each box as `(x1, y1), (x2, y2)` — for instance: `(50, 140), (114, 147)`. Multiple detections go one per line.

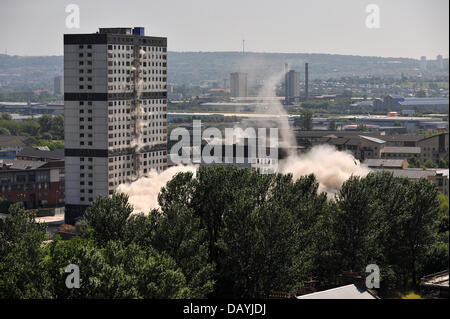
(64, 27), (168, 224)
(0, 102), (64, 116)
(339, 114), (449, 131)
(230, 72), (248, 98)
(295, 131), (449, 164)
(353, 95), (449, 113)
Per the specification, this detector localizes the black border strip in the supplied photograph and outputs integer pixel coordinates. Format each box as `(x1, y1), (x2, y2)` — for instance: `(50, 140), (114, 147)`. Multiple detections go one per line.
(65, 149), (108, 157)
(64, 92), (167, 101)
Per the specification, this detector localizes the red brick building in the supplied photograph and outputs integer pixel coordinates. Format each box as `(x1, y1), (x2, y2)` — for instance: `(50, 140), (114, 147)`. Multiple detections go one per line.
(0, 158), (64, 210)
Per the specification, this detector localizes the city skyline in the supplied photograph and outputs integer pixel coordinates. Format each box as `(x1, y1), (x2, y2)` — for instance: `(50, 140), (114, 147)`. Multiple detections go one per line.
(0, 0), (448, 59)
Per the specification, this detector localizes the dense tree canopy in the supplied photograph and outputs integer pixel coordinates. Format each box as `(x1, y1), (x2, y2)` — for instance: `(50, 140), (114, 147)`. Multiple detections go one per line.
(0, 114), (64, 140)
(0, 166), (447, 299)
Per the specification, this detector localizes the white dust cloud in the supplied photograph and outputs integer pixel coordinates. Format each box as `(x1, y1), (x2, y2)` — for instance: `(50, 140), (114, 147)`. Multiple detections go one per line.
(118, 64), (369, 212)
(278, 144), (370, 194)
(116, 165), (197, 214)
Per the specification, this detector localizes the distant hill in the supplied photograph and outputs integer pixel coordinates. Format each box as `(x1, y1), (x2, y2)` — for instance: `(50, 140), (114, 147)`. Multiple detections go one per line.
(0, 52), (447, 90)
(167, 52), (431, 85)
(0, 54), (63, 90)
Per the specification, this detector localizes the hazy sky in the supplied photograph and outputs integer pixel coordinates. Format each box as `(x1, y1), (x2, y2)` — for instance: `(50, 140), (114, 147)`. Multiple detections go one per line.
(0, 0), (448, 59)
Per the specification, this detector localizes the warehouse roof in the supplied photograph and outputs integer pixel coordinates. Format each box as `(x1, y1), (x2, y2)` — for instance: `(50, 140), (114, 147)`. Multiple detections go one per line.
(382, 146), (421, 154)
(0, 136), (36, 148)
(365, 159), (406, 168)
(296, 284), (378, 299)
(382, 169), (437, 179)
(359, 135), (386, 144)
(17, 147), (64, 161)
(0, 159), (47, 170)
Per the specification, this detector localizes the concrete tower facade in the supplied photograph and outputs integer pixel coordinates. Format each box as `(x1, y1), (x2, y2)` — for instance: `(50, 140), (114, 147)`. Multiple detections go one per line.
(285, 70), (300, 104)
(436, 55), (443, 70)
(64, 27), (168, 223)
(54, 75), (64, 95)
(420, 56), (427, 72)
(230, 72), (248, 97)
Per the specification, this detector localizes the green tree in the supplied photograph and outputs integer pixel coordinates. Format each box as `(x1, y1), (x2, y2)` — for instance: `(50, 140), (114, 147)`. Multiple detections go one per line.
(408, 156), (421, 168)
(0, 232), (52, 298)
(298, 110), (313, 131)
(51, 115), (64, 139)
(41, 132), (53, 140)
(423, 159), (438, 169)
(81, 193), (133, 246)
(438, 155), (449, 168)
(402, 178), (440, 286)
(46, 238), (191, 298)
(160, 166), (329, 298)
(21, 120), (40, 136)
(0, 112), (12, 120)
(327, 119), (337, 130)
(0, 127), (11, 135)
(0, 197), (13, 213)
(333, 175), (380, 272)
(37, 115), (53, 135)
(0, 204), (46, 260)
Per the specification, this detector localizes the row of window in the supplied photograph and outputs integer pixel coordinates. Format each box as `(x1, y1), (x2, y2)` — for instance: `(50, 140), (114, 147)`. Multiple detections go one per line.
(108, 84), (167, 91)
(0, 183), (50, 192)
(107, 164), (168, 189)
(108, 75), (166, 83)
(109, 99), (167, 106)
(108, 45), (166, 52)
(107, 151), (166, 163)
(107, 60), (166, 68)
(108, 52), (167, 61)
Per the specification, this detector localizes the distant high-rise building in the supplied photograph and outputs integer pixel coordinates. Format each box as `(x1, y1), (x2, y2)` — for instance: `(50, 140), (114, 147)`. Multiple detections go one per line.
(54, 75), (64, 95)
(63, 27), (168, 224)
(437, 55), (443, 70)
(420, 56), (427, 72)
(304, 63), (309, 101)
(230, 72), (248, 97)
(285, 70), (300, 103)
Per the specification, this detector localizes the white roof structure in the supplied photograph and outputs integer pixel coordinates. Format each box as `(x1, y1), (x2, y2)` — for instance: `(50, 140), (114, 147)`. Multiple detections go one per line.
(296, 284), (378, 299)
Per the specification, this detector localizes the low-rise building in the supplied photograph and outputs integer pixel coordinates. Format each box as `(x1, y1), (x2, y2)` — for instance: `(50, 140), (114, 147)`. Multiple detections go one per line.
(296, 131), (448, 165)
(370, 168), (449, 196)
(0, 136), (37, 159)
(295, 131), (386, 161)
(381, 146), (421, 160)
(16, 147), (64, 162)
(383, 133), (449, 164)
(0, 159), (64, 210)
(364, 158), (409, 169)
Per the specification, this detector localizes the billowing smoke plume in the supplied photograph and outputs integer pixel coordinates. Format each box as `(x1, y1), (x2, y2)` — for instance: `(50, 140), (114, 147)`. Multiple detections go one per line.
(232, 68), (368, 194)
(279, 144), (369, 194)
(118, 65), (369, 212)
(116, 165), (197, 213)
